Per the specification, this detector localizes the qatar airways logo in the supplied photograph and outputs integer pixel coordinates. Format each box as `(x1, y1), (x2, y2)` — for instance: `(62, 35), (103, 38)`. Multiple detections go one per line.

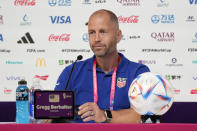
(14, 0), (36, 6)
(48, 34), (70, 42)
(118, 16), (139, 23)
(117, 0), (140, 6)
(151, 32), (175, 42)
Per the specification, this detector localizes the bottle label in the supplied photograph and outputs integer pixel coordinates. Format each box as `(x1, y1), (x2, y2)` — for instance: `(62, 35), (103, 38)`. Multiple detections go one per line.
(16, 88), (29, 101)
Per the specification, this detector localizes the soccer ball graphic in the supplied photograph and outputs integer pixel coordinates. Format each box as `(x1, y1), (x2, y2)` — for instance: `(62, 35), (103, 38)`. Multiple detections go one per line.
(128, 72), (174, 115)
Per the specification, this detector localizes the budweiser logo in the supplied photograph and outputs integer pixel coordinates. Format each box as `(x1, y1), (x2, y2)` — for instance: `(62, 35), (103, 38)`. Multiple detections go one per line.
(14, 0), (36, 6)
(118, 16), (139, 23)
(34, 75), (49, 80)
(48, 34), (70, 42)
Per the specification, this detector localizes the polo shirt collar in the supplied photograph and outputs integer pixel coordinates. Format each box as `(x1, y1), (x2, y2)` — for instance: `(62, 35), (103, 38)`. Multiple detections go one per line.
(87, 53), (128, 74)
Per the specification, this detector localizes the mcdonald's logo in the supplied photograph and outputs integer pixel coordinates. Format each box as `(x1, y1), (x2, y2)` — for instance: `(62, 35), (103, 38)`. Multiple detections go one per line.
(36, 58), (46, 67)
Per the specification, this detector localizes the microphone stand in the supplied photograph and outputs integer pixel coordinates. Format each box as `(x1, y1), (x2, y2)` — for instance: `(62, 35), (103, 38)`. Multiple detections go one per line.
(52, 55), (83, 123)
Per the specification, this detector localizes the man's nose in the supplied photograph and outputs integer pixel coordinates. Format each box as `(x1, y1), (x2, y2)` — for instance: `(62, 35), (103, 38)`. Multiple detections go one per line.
(95, 33), (101, 42)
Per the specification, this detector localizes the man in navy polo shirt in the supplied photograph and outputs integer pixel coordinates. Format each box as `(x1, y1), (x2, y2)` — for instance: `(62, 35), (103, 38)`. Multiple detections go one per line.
(55, 9), (150, 123)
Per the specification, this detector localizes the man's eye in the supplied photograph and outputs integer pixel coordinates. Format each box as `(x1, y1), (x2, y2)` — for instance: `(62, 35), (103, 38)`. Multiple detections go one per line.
(100, 31), (105, 34)
(89, 32), (95, 35)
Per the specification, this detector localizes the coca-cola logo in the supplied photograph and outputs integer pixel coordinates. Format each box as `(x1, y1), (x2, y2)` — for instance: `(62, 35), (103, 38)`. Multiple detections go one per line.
(4, 88), (13, 94)
(14, 0), (36, 6)
(118, 16), (139, 23)
(48, 34), (70, 42)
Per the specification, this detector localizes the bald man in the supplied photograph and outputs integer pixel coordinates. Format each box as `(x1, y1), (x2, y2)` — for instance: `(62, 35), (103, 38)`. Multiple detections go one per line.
(55, 9), (150, 123)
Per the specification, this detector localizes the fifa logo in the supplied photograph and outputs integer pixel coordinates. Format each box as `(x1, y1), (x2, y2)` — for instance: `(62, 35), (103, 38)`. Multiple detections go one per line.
(36, 58), (46, 67)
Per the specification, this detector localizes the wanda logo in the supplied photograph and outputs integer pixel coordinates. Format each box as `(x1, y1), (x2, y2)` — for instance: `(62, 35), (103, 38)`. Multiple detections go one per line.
(118, 16), (139, 23)
(48, 34), (71, 42)
(14, 0), (36, 6)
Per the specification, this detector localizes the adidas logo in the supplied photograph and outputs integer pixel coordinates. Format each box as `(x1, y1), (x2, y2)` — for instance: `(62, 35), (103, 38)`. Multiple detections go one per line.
(17, 32), (34, 44)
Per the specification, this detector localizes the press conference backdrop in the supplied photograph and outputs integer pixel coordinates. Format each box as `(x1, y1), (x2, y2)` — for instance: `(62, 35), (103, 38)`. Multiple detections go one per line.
(0, 0), (197, 102)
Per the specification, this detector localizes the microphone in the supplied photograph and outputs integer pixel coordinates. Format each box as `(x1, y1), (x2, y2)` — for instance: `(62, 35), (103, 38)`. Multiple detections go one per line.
(65, 55), (83, 90)
(77, 55), (83, 61)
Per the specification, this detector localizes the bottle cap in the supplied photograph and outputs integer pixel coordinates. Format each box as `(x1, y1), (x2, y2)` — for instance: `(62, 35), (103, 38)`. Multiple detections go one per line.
(18, 79), (27, 85)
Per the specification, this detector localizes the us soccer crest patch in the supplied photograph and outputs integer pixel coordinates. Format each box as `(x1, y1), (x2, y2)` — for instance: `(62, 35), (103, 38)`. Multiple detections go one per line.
(117, 77), (127, 88)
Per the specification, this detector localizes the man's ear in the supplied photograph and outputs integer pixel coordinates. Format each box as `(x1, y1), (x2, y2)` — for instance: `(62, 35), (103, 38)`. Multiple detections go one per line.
(117, 29), (122, 43)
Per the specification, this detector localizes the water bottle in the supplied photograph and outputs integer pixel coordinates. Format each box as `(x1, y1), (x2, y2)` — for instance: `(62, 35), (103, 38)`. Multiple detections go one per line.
(16, 79), (30, 123)
(29, 78), (43, 123)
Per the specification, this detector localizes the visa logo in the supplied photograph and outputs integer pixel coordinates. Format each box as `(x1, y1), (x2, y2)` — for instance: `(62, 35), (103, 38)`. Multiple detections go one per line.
(189, 0), (197, 4)
(50, 16), (71, 24)
(6, 76), (21, 81)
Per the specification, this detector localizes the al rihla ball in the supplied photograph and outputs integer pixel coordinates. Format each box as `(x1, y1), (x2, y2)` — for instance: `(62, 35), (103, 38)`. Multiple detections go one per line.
(128, 72), (174, 115)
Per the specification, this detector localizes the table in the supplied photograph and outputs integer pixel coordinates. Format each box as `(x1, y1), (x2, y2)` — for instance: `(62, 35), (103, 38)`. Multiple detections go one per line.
(0, 123), (197, 131)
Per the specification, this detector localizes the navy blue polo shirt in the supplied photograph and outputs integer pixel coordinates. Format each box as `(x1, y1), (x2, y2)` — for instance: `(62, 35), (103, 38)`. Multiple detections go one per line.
(55, 53), (150, 123)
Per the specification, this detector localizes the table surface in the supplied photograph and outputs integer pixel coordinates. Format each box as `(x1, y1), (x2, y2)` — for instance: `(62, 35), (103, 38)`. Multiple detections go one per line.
(0, 123), (197, 131)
